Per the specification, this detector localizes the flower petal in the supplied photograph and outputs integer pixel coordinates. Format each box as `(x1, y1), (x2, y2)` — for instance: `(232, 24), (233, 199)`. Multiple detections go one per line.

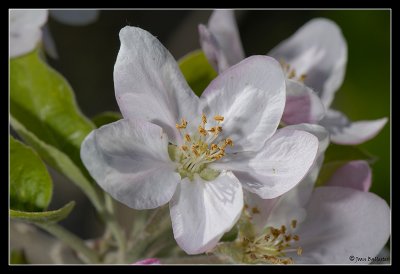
(294, 186), (390, 264)
(212, 128), (318, 199)
(133, 258), (161, 265)
(200, 56), (286, 153)
(169, 171), (243, 254)
(264, 124), (329, 229)
(269, 18), (347, 108)
(199, 10), (245, 73)
(198, 24), (230, 73)
(49, 10), (99, 26)
(10, 9), (48, 58)
(80, 119), (179, 210)
(114, 26), (199, 144)
(326, 160), (372, 192)
(244, 191), (278, 232)
(319, 109), (388, 145)
(282, 79), (326, 125)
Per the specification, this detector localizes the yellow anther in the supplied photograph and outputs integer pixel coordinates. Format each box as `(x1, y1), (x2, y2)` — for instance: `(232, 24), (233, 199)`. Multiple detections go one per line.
(176, 118), (188, 129)
(293, 235), (299, 241)
(291, 220), (297, 229)
(299, 74), (307, 82)
(185, 134), (191, 142)
(191, 146), (200, 156)
(225, 138), (233, 147)
(297, 247), (303, 256)
(210, 144), (218, 151)
(251, 207), (260, 214)
(214, 115), (224, 122)
(181, 145), (188, 151)
(244, 220), (302, 264)
(202, 113), (207, 124)
(198, 126), (208, 136)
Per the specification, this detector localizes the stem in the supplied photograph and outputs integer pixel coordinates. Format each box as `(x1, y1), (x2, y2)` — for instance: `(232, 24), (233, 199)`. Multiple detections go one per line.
(103, 194), (126, 263)
(37, 223), (100, 264)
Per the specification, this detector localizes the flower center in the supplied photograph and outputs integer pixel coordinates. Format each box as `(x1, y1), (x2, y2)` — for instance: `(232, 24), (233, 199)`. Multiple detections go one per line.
(280, 59), (307, 82)
(170, 114), (233, 181)
(242, 220), (302, 264)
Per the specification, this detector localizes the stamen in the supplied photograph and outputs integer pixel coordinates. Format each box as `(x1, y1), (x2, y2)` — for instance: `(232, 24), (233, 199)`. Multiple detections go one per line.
(297, 247), (303, 256)
(202, 113), (207, 124)
(214, 115), (224, 122)
(242, 220), (302, 264)
(291, 220), (297, 229)
(174, 114), (232, 177)
(176, 118), (187, 129)
(198, 125), (208, 136)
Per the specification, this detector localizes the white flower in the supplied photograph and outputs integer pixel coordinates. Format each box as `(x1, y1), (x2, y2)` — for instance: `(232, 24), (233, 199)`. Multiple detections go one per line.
(214, 124), (389, 264)
(238, 139), (388, 264)
(199, 11), (387, 145)
(9, 9), (48, 58)
(81, 26), (319, 254)
(242, 184), (390, 264)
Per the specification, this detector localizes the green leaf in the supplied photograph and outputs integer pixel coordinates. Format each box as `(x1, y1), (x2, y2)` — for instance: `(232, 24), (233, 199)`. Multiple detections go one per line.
(324, 144), (376, 164)
(178, 50), (217, 96)
(10, 50), (95, 171)
(10, 116), (103, 212)
(315, 144), (377, 187)
(10, 136), (52, 212)
(315, 161), (348, 187)
(91, 111), (122, 128)
(10, 201), (75, 224)
(10, 249), (29, 264)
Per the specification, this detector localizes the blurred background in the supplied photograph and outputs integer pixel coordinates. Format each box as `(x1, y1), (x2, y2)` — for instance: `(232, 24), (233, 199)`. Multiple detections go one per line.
(43, 9), (390, 239)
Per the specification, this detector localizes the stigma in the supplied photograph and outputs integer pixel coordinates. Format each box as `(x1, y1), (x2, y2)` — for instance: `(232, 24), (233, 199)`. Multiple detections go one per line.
(172, 114), (233, 180)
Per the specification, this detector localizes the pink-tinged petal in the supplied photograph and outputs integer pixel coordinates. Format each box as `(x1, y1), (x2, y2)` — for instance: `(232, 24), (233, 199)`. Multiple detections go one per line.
(264, 124), (330, 229)
(133, 258), (161, 265)
(200, 56), (286, 153)
(282, 79), (326, 125)
(208, 10), (245, 64)
(326, 160), (372, 192)
(293, 186), (390, 264)
(198, 24), (230, 73)
(269, 18), (347, 108)
(80, 119), (180, 210)
(114, 26), (199, 144)
(212, 128), (318, 199)
(320, 109), (388, 145)
(10, 9), (48, 58)
(49, 10), (99, 26)
(201, 9), (245, 73)
(170, 172), (243, 255)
